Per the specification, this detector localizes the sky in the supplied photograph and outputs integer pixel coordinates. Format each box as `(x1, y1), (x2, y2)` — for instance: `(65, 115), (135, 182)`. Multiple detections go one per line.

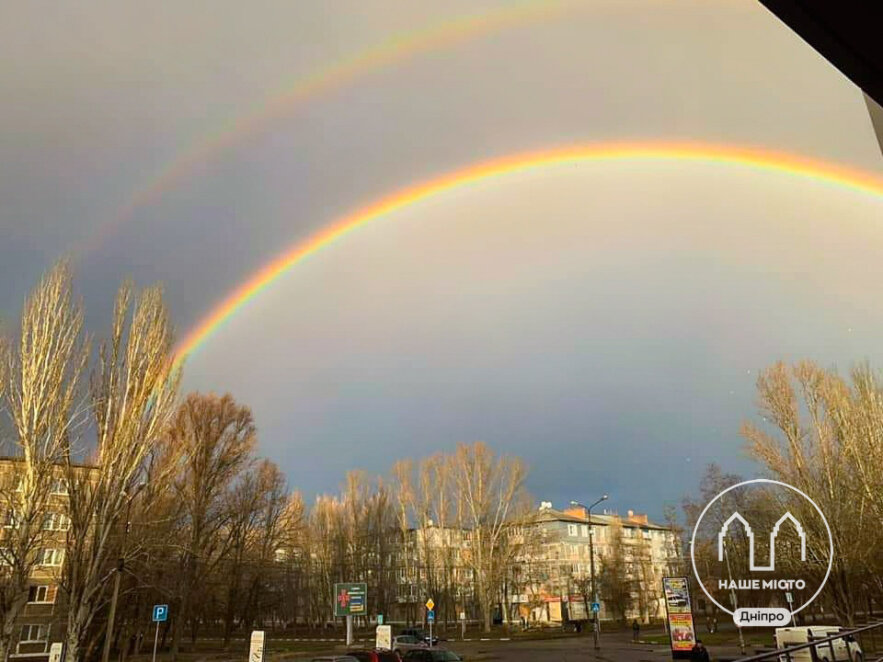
(2, 0), (883, 519)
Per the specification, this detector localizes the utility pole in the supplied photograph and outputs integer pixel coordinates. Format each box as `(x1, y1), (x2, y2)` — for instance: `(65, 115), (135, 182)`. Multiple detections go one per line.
(102, 482), (147, 662)
(571, 495), (608, 651)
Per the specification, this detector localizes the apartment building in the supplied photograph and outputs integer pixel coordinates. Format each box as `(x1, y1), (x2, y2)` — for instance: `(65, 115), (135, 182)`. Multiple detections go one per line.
(0, 459), (81, 660)
(391, 501), (682, 626)
(512, 502), (681, 623)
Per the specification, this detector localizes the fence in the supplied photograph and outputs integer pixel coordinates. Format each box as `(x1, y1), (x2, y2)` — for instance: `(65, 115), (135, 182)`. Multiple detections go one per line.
(735, 621), (883, 662)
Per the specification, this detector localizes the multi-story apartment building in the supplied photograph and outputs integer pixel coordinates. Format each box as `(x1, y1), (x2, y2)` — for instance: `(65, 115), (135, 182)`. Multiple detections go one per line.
(392, 522), (474, 623)
(511, 502), (681, 624)
(0, 459), (80, 660)
(391, 501), (683, 626)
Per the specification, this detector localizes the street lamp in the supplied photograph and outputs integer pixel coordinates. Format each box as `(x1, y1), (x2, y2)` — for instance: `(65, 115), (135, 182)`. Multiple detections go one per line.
(570, 495), (608, 650)
(102, 481), (147, 662)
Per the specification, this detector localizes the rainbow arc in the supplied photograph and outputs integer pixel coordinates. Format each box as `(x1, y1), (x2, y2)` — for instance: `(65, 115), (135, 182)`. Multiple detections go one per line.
(172, 141), (883, 368)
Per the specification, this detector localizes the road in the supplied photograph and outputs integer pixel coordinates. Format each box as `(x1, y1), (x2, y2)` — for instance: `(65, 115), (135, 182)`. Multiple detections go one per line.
(285, 630), (712, 662)
(451, 634), (671, 662)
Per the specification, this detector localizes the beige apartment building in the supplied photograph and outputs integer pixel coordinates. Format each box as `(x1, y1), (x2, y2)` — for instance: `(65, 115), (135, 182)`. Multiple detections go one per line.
(0, 459), (77, 660)
(513, 502), (682, 624)
(392, 500), (683, 626)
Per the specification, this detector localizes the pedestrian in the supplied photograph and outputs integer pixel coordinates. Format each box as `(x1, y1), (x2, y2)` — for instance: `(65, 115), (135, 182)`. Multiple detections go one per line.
(632, 619), (640, 642)
(690, 639), (711, 662)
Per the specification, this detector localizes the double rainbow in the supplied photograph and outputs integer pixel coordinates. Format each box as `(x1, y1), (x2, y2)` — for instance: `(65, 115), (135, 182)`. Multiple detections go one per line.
(173, 141), (883, 368)
(74, 0), (578, 257)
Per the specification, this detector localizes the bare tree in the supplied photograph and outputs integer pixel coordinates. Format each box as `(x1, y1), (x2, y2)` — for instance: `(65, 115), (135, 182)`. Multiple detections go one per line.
(0, 263), (87, 661)
(450, 442), (528, 632)
(391, 460), (416, 625)
(62, 281), (179, 662)
(165, 392), (255, 659)
(242, 461), (292, 630)
(742, 361), (883, 624)
(598, 519), (632, 623)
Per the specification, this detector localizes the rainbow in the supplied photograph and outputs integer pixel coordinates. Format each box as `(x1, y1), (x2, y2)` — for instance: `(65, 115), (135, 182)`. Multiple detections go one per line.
(73, 0), (578, 257)
(172, 141), (883, 368)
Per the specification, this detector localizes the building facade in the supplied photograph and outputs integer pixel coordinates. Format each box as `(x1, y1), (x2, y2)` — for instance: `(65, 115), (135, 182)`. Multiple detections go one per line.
(0, 462), (72, 660)
(391, 501), (683, 626)
(510, 502), (682, 624)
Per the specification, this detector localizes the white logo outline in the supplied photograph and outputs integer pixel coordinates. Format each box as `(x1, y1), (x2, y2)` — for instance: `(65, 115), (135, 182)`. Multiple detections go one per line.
(690, 478), (834, 617)
(717, 511), (807, 571)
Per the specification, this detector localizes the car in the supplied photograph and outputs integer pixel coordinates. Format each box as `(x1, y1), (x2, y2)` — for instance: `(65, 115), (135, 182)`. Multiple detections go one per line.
(402, 650), (464, 662)
(392, 635), (427, 655)
(399, 628), (439, 646)
(311, 657), (360, 662)
(348, 650), (402, 662)
(775, 626), (864, 662)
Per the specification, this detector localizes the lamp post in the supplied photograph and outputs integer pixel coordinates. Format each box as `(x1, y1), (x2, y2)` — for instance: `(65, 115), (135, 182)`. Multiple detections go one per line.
(571, 495), (608, 650)
(102, 481), (147, 662)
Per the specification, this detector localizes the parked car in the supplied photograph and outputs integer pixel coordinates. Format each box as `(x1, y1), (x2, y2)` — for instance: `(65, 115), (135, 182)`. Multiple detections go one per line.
(311, 657), (360, 662)
(399, 628), (439, 646)
(402, 650), (463, 662)
(775, 626), (863, 662)
(392, 635), (427, 655)
(348, 650), (402, 662)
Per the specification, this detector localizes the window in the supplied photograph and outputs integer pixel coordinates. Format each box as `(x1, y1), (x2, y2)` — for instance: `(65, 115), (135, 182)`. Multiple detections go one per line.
(43, 513), (70, 532)
(40, 548), (64, 567)
(50, 479), (68, 495)
(567, 524), (578, 537)
(28, 585), (57, 604)
(19, 624), (48, 643)
(580, 524), (589, 537)
(3, 509), (19, 529)
(642, 529), (651, 540)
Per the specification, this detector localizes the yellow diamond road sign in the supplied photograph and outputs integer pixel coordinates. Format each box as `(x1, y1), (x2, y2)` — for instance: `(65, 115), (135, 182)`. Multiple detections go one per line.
(426, 599), (434, 611)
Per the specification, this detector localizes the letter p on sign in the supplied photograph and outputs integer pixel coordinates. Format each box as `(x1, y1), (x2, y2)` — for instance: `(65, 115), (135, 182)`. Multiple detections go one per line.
(153, 605), (168, 622)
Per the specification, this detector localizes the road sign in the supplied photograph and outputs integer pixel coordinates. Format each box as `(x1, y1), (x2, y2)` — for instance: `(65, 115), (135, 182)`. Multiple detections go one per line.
(376, 625), (392, 650)
(425, 598), (435, 611)
(591, 602), (600, 613)
(249, 630), (265, 662)
(151, 605), (168, 662)
(785, 592), (794, 603)
(377, 614), (384, 625)
(427, 610), (435, 623)
(334, 583), (368, 617)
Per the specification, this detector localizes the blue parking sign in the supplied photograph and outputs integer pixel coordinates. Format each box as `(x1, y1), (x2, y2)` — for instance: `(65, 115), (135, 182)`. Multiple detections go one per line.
(591, 602), (600, 613)
(427, 610), (435, 623)
(153, 604), (169, 622)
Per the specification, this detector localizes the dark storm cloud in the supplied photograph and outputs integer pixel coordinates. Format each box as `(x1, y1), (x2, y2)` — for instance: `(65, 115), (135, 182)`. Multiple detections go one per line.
(2, 0), (882, 515)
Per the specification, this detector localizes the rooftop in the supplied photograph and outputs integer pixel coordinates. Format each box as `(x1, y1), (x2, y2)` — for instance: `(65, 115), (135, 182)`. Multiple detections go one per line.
(535, 501), (670, 530)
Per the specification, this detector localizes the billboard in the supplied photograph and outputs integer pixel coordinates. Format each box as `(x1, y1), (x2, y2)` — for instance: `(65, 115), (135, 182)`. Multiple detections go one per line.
(547, 597), (562, 622)
(567, 595), (588, 621)
(334, 582), (368, 617)
(376, 625), (392, 650)
(663, 577), (697, 658)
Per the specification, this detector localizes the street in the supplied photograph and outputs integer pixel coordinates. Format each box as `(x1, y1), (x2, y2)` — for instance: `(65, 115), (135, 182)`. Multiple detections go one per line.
(280, 629), (737, 662)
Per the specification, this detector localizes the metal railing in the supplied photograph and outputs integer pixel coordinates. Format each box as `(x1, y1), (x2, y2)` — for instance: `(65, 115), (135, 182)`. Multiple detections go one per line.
(735, 621), (883, 662)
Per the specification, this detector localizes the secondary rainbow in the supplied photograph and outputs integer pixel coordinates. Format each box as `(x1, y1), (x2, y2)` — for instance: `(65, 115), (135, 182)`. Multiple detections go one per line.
(173, 141), (883, 367)
(73, 0), (578, 258)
